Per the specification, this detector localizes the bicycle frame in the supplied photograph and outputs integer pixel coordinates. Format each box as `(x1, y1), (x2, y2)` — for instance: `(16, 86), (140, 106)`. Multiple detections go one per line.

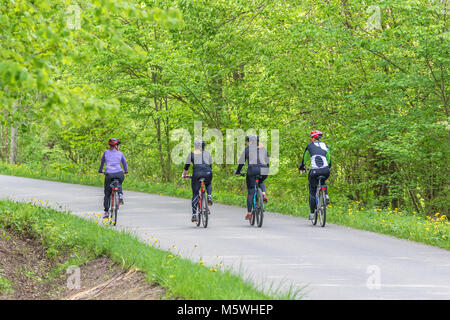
(304, 168), (327, 227)
(254, 177), (264, 211)
(109, 179), (121, 226)
(315, 179), (326, 205)
(183, 175), (209, 228)
(237, 172), (264, 227)
(198, 180), (205, 211)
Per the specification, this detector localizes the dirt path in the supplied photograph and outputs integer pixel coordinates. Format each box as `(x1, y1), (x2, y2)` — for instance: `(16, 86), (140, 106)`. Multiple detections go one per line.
(0, 228), (167, 300)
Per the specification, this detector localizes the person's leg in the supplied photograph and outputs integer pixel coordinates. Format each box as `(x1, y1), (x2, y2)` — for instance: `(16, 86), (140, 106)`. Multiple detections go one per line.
(191, 175), (201, 221)
(246, 171), (256, 219)
(110, 171), (125, 204)
(259, 174), (268, 202)
(308, 171), (318, 219)
(205, 171), (213, 205)
(117, 171), (125, 196)
(103, 174), (112, 215)
(322, 169), (331, 203)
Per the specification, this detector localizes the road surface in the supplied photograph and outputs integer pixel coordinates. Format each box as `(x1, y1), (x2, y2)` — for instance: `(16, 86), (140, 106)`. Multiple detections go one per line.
(0, 175), (449, 299)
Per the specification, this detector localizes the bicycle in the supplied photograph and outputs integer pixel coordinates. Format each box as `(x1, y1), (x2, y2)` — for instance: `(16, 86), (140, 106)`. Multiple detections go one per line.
(237, 172), (264, 228)
(108, 178), (121, 226)
(183, 175), (209, 228)
(303, 169), (327, 227)
(103, 173), (121, 226)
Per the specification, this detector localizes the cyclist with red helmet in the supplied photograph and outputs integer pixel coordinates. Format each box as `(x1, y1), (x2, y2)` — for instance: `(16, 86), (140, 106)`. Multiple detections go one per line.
(298, 130), (331, 220)
(99, 138), (128, 218)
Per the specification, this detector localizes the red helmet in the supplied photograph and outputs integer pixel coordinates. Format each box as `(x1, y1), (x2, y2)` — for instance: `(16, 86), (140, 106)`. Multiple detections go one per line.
(310, 130), (323, 141)
(108, 138), (120, 147)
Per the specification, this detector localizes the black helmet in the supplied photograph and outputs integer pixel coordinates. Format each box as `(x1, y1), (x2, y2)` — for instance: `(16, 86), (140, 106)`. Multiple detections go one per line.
(245, 134), (259, 144)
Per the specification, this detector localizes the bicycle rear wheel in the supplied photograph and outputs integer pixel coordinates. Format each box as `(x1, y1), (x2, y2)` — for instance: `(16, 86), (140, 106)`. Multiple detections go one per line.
(112, 191), (119, 226)
(202, 194), (208, 228)
(196, 195), (202, 227)
(319, 192), (327, 227)
(256, 189), (264, 228)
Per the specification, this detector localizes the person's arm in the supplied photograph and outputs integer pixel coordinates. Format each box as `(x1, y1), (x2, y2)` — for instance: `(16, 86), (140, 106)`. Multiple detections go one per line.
(205, 151), (213, 170)
(121, 153), (129, 173)
(98, 152), (106, 173)
(235, 148), (247, 174)
(326, 145), (331, 169)
(183, 152), (192, 176)
(264, 147), (270, 168)
(298, 146), (310, 171)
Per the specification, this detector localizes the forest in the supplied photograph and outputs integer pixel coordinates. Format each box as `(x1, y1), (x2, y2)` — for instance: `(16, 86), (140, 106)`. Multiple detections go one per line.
(0, 0), (448, 216)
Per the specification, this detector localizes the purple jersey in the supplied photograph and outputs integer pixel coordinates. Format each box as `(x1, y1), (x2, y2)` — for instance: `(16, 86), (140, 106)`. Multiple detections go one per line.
(99, 150), (128, 174)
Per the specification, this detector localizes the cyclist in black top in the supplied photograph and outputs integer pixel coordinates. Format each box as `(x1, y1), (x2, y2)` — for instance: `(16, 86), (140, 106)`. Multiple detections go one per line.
(299, 130), (331, 220)
(182, 139), (213, 223)
(234, 135), (270, 220)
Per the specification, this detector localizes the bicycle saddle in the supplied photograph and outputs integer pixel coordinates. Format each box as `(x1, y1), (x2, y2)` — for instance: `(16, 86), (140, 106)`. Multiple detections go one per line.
(110, 179), (121, 188)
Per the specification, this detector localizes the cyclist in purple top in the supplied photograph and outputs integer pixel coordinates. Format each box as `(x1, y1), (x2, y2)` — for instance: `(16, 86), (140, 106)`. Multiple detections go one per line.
(99, 138), (128, 218)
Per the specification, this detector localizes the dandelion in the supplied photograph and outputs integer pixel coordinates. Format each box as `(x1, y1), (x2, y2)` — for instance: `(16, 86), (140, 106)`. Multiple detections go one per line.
(168, 254), (173, 258)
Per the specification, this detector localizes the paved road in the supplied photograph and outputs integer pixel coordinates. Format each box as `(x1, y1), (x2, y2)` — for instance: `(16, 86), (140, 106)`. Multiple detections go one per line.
(1, 174), (449, 299)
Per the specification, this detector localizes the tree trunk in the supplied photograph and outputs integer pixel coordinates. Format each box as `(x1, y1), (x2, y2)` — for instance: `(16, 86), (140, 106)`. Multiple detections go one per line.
(164, 97), (171, 182)
(9, 100), (19, 164)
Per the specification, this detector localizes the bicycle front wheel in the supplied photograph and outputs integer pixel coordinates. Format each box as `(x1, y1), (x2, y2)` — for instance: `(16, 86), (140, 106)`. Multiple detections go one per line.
(312, 207), (318, 225)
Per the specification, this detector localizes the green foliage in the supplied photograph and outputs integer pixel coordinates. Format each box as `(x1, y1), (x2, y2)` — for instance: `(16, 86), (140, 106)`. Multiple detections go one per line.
(1, 1), (448, 217)
(0, 269), (14, 295)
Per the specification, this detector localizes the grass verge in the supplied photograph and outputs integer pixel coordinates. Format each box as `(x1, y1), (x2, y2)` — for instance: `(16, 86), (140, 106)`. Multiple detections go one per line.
(0, 162), (448, 250)
(0, 199), (299, 299)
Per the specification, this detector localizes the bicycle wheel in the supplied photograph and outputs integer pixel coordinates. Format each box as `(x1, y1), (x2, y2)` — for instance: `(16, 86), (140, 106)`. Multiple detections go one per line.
(112, 191), (119, 226)
(320, 192), (327, 227)
(196, 195), (202, 227)
(256, 189), (264, 228)
(249, 209), (256, 226)
(312, 196), (318, 226)
(202, 193), (208, 228)
(108, 192), (114, 225)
